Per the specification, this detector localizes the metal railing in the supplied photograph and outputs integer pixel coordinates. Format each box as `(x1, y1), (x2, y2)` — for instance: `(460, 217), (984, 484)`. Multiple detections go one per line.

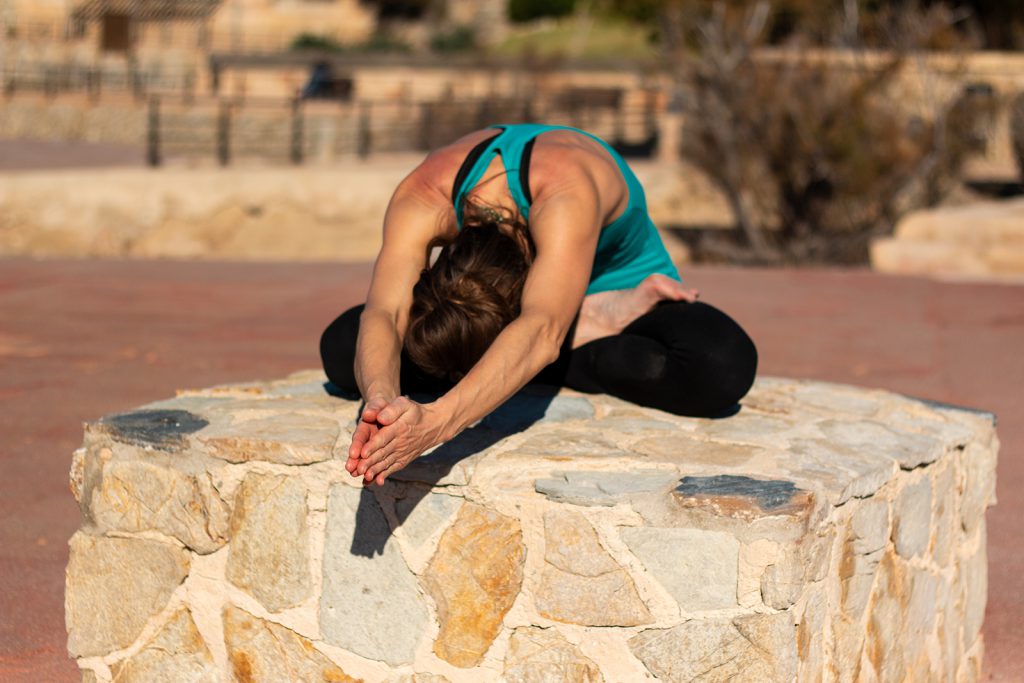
(1, 60), (198, 100)
(144, 94), (661, 166)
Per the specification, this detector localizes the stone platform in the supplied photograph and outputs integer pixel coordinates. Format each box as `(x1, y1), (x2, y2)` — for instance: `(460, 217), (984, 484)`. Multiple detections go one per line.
(65, 371), (997, 682)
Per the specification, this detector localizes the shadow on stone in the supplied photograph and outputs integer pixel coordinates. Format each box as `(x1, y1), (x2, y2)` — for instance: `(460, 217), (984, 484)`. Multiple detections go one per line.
(349, 386), (559, 558)
(322, 381), (360, 401)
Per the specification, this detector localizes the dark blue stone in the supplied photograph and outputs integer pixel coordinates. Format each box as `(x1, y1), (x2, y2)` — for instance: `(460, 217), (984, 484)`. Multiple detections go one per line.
(674, 474), (801, 511)
(99, 409), (208, 450)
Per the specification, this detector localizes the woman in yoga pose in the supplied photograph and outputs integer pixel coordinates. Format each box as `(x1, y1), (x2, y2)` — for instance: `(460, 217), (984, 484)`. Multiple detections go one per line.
(320, 123), (758, 486)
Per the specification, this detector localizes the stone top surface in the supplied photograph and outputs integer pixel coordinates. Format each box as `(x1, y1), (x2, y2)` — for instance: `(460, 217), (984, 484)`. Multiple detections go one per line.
(85, 369), (995, 518)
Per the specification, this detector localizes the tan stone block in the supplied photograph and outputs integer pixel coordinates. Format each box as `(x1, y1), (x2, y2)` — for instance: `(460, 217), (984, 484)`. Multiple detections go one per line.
(222, 604), (361, 682)
(65, 531), (190, 657)
(387, 674), (452, 683)
(87, 459), (231, 555)
(739, 539), (780, 608)
(629, 611), (796, 682)
(931, 459), (957, 566)
(893, 477), (932, 559)
(226, 472), (312, 613)
(423, 503), (525, 667)
(958, 523), (988, 652)
(937, 574), (962, 680)
(960, 441), (998, 534)
(109, 608), (217, 683)
(862, 552), (905, 681)
(503, 626), (604, 683)
(197, 404), (341, 465)
(797, 592), (827, 683)
(537, 511), (651, 626)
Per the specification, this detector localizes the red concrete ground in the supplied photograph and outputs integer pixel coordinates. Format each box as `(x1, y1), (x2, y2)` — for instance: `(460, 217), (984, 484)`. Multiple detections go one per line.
(0, 259), (1020, 681)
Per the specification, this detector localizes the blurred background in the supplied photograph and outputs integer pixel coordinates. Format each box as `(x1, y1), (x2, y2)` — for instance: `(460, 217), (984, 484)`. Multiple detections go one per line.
(1, 0), (1022, 273)
(2, 1), (1024, 681)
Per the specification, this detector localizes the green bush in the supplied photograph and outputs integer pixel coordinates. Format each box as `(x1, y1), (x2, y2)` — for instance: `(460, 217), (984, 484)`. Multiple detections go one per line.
(430, 25), (477, 53)
(508, 0), (575, 23)
(360, 33), (413, 53)
(290, 33), (344, 53)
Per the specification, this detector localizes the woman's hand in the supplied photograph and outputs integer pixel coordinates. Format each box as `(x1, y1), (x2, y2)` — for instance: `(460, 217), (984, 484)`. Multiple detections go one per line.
(346, 395), (390, 476)
(348, 396), (450, 486)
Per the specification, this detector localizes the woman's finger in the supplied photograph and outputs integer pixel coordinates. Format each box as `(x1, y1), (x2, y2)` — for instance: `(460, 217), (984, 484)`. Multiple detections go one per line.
(372, 460), (406, 487)
(376, 397), (411, 426)
(361, 421), (401, 460)
(349, 420), (376, 460)
(364, 449), (401, 481)
(358, 440), (397, 476)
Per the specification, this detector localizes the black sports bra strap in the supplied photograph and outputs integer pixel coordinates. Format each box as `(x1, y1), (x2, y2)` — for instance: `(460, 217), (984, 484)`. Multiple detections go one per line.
(451, 133), (502, 203)
(518, 137), (537, 205)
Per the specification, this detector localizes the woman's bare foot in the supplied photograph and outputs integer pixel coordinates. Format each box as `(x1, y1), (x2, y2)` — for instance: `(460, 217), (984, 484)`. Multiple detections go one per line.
(572, 274), (699, 348)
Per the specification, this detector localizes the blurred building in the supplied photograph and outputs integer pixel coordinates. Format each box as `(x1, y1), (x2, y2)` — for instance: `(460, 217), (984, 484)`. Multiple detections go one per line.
(2, 0), (377, 58)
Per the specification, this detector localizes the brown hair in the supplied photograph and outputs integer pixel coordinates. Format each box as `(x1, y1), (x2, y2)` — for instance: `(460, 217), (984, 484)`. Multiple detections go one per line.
(405, 201), (535, 382)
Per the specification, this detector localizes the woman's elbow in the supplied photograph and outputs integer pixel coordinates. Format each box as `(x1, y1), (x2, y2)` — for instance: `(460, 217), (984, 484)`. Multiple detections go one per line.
(522, 313), (565, 366)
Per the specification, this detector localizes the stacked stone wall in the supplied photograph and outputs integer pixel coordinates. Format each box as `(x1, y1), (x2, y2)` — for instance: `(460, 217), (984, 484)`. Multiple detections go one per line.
(65, 372), (997, 681)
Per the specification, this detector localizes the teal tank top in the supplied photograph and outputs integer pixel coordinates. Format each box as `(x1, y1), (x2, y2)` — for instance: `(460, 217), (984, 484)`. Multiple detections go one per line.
(451, 123), (682, 295)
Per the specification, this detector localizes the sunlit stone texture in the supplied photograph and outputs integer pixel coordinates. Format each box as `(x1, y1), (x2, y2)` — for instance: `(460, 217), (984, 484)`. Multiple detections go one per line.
(66, 371), (997, 682)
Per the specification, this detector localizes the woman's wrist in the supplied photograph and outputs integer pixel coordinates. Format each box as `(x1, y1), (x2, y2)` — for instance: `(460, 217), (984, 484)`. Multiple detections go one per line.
(430, 393), (465, 443)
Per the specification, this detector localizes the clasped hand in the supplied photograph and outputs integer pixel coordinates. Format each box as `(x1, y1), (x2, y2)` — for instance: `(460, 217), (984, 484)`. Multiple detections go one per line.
(346, 395), (447, 486)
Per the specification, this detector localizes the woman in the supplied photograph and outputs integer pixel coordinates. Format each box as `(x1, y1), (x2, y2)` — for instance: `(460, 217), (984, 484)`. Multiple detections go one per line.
(320, 123), (757, 486)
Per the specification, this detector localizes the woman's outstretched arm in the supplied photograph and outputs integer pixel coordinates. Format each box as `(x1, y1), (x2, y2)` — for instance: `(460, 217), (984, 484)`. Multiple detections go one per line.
(348, 172), (448, 463)
(351, 179), (603, 485)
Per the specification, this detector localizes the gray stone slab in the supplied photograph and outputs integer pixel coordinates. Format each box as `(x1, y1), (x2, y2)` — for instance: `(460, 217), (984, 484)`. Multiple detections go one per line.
(320, 484), (428, 666)
(818, 419), (943, 470)
(674, 475), (803, 512)
(621, 527), (740, 611)
(534, 470), (679, 506)
(95, 409), (208, 451)
(394, 490), (463, 549)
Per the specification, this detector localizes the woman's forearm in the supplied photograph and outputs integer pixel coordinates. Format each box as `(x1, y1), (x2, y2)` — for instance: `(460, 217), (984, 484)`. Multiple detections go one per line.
(354, 308), (403, 401)
(432, 311), (563, 440)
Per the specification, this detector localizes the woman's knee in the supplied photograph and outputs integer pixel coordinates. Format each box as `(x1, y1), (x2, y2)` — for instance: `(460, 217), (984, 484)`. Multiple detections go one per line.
(319, 304), (364, 393)
(644, 301), (759, 416)
(689, 302), (758, 413)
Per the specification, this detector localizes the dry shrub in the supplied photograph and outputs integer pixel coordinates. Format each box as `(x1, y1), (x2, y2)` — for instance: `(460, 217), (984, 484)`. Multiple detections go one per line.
(663, 1), (993, 264)
(1012, 91), (1024, 185)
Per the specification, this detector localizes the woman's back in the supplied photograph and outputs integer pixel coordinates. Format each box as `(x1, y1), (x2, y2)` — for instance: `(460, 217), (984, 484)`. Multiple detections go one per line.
(418, 124), (680, 295)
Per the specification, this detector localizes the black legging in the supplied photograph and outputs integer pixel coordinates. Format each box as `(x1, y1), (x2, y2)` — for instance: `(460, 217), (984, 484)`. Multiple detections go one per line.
(319, 300), (757, 418)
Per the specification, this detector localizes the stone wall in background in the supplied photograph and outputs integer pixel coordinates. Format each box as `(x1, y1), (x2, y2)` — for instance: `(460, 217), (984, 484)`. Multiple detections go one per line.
(65, 371), (998, 682)
(871, 197), (1024, 280)
(0, 162), (712, 262)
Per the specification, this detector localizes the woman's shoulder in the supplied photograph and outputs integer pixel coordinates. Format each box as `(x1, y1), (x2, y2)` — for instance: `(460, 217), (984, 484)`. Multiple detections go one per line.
(411, 129), (502, 195)
(529, 129), (629, 221)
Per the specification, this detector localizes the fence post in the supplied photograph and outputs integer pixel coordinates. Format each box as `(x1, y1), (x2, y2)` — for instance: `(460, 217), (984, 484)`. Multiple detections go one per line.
(357, 101), (371, 159)
(87, 67), (100, 102)
(290, 96), (304, 165)
(43, 64), (56, 98)
(418, 101), (432, 150)
(147, 96), (161, 167)
(131, 58), (144, 102)
(217, 100), (231, 166)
